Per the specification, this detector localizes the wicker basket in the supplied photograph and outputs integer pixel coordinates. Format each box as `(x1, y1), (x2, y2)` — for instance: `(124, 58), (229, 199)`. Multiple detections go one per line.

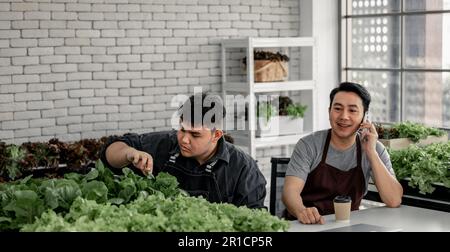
(254, 60), (288, 82)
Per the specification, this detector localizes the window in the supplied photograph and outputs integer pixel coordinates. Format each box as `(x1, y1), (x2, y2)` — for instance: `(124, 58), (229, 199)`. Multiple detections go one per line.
(340, 0), (450, 128)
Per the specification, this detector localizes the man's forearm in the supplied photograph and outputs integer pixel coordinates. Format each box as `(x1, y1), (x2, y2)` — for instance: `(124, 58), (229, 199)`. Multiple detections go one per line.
(368, 152), (403, 207)
(282, 189), (305, 218)
(105, 141), (133, 169)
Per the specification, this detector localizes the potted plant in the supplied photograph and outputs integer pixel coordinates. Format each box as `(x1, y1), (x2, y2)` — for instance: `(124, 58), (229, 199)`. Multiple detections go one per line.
(375, 122), (448, 150)
(242, 51), (290, 82)
(256, 101), (277, 136)
(256, 96), (307, 137)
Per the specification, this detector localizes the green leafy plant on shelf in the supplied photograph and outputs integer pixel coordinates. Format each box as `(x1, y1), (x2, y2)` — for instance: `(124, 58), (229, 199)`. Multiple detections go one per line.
(286, 103), (308, 119)
(257, 101), (277, 124)
(259, 96), (308, 122)
(389, 142), (450, 194)
(376, 121), (446, 142)
(279, 96), (307, 119)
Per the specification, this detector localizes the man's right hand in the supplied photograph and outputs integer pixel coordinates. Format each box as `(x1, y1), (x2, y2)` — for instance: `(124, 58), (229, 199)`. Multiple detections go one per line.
(125, 148), (153, 175)
(296, 207), (325, 224)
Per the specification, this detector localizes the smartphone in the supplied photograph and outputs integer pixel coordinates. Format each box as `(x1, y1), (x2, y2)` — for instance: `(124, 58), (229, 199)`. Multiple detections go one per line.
(360, 112), (369, 140)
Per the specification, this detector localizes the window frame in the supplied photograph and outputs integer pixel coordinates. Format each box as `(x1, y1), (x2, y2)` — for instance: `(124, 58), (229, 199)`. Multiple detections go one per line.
(339, 0), (450, 129)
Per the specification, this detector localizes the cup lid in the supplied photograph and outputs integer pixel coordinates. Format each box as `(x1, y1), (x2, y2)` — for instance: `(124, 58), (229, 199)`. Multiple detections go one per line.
(333, 195), (352, 203)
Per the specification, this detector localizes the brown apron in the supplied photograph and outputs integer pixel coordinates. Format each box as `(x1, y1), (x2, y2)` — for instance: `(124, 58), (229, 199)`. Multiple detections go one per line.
(300, 129), (366, 215)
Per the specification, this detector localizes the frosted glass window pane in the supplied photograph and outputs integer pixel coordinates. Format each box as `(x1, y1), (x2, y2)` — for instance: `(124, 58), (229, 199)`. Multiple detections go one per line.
(404, 0), (450, 11)
(404, 14), (450, 69)
(348, 71), (400, 123)
(348, 0), (401, 15)
(348, 17), (400, 68)
(404, 72), (450, 128)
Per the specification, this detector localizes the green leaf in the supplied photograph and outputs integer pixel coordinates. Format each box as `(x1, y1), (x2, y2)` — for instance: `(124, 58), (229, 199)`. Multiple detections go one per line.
(118, 177), (137, 203)
(152, 172), (181, 198)
(0, 216), (11, 224)
(40, 179), (82, 211)
(286, 103), (307, 118)
(3, 190), (45, 226)
(64, 172), (83, 183)
(81, 181), (108, 204)
(108, 198), (124, 205)
(257, 102), (276, 123)
(84, 168), (99, 181)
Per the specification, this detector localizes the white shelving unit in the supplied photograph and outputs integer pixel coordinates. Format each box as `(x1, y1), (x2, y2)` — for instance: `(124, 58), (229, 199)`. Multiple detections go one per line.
(221, 37), (317, 158)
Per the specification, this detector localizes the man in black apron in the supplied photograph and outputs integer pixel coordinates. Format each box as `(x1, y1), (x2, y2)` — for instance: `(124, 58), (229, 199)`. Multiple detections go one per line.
(283, 82), (403, 224)
(101, 93), (267, 209)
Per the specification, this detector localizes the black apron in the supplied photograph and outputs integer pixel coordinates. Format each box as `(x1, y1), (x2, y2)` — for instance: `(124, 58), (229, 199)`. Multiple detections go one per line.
(161, 153), (224, 203)
(301, 129), (366, 215)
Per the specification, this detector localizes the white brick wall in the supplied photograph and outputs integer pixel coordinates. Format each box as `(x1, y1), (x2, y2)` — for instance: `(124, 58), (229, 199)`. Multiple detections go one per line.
(1, 0), (300, 206)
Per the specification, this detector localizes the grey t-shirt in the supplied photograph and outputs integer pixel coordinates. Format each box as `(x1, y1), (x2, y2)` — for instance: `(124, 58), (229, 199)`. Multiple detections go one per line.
(286, 129), (395, 194)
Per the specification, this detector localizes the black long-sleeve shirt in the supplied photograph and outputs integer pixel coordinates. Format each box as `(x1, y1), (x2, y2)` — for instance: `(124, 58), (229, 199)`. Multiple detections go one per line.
(100, 130), (267, 209)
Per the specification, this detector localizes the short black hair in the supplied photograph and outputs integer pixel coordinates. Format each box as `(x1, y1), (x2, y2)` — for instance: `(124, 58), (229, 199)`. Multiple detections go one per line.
(329, 82), (371, 113)
(179, 93), (226, 129)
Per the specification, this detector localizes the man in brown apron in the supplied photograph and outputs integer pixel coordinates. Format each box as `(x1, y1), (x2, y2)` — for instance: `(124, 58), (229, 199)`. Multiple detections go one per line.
(282, 82), (403, 224)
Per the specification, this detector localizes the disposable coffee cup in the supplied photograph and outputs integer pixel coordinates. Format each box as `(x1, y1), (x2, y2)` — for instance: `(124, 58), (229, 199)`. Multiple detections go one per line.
(333, 196), (352, 222)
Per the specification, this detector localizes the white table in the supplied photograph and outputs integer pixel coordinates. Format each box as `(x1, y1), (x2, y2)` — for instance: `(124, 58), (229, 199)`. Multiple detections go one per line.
(288, 204), (450, 232)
